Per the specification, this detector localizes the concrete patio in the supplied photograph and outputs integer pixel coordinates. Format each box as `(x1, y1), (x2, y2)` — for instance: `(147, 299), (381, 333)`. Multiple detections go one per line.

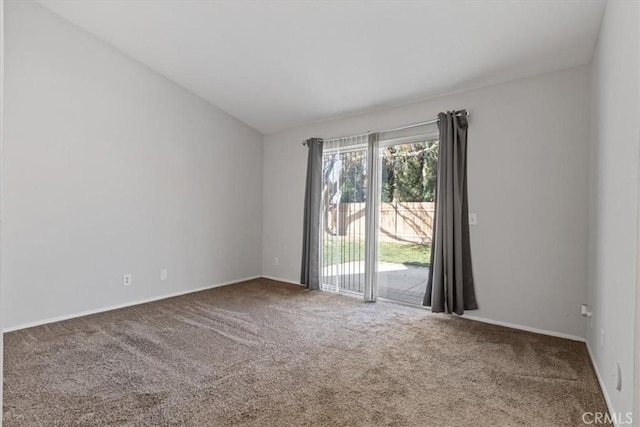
(322, 261), (428, 305)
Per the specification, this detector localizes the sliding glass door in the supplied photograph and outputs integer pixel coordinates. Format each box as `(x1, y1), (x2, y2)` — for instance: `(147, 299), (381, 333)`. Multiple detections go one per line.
(376, 138), (437, 305)
(319, 131), (438, 307)
(320, 136), (368, 296)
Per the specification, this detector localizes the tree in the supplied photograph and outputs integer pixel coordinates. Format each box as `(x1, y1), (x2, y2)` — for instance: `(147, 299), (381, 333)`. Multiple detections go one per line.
(322, 138), (438, 208)
(339, 150), (366, 203)
(382, 139), (438, 203)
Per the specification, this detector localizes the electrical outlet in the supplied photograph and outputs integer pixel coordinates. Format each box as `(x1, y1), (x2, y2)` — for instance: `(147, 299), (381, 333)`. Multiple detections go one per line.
(160, 269), (168, 281)
(123, 274), (132, 287)
(468, 213), (477, 226)
(273, 257), (279, 266)
(581, 304), (590, 316)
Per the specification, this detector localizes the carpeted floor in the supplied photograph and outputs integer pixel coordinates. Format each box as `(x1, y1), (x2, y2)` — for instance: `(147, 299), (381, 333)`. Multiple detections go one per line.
(3, 279), (608, 426)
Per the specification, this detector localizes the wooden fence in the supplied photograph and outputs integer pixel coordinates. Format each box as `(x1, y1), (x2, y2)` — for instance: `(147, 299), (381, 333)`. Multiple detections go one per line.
(327, 202), (434, 244)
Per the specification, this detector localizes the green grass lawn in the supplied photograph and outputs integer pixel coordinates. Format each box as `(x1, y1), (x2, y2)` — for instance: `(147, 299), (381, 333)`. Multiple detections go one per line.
(323, 238), (430, 267)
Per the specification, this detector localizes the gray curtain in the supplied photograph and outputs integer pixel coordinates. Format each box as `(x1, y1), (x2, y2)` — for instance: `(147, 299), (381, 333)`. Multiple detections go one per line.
(423, 111), (478, 314)
(301, 138), (323, 290)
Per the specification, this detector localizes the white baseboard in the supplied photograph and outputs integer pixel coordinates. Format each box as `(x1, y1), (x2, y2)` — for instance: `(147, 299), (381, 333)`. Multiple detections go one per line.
(459, 314), (586, 342)
(3, 275), (262, 333)
(261, 275), (303, 286)
(586, 342), (617, 426)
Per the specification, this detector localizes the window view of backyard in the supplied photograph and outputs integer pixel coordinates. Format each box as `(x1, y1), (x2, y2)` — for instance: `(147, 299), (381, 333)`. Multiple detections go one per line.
(321, 139), (438, 304)
(323, 240), (430, 268)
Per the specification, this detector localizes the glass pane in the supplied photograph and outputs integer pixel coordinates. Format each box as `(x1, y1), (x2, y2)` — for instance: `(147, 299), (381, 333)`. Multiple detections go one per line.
(376, 139), (437, 305)
(321, 142), (368, 295)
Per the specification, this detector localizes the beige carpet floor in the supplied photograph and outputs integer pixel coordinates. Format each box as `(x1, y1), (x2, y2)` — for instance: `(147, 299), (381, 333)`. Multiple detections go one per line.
(4, 279), (608, 426)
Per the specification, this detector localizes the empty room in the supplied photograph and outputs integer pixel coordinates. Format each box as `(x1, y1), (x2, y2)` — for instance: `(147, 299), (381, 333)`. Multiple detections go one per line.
(0, 0), (638, 425)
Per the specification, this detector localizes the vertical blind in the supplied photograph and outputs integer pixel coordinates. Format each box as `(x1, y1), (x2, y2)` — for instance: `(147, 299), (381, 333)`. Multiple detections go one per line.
(321, 135), (369, 293)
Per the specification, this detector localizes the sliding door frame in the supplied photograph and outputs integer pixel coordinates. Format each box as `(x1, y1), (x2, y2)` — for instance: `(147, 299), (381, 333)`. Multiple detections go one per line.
(378, 131), (439, 149)
(372, 130), (440, 304)
(319, 129), (439, 306)
(363, 134), (379, 302)
(319, 136), (369, 295)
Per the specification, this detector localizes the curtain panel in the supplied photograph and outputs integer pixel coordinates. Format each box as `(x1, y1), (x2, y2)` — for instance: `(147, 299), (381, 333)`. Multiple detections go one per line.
(301, 138), (323, 289)
(424, 111), (478, 314)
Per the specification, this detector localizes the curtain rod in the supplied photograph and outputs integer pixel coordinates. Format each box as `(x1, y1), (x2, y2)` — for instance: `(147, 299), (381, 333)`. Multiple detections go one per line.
(302, 109), (469, 145)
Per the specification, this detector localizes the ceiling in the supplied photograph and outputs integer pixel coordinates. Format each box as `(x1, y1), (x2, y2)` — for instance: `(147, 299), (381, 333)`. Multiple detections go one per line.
(38, 0), (606, 134)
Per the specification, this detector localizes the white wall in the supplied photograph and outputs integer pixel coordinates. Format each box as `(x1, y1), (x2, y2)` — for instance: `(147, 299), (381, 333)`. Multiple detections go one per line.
(0, 0), (4, 421)
(587, 0), (639, 419)
(635, 3), (640, 419)
(263, 66), (591, 339)
(1, 0), (263, 330)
